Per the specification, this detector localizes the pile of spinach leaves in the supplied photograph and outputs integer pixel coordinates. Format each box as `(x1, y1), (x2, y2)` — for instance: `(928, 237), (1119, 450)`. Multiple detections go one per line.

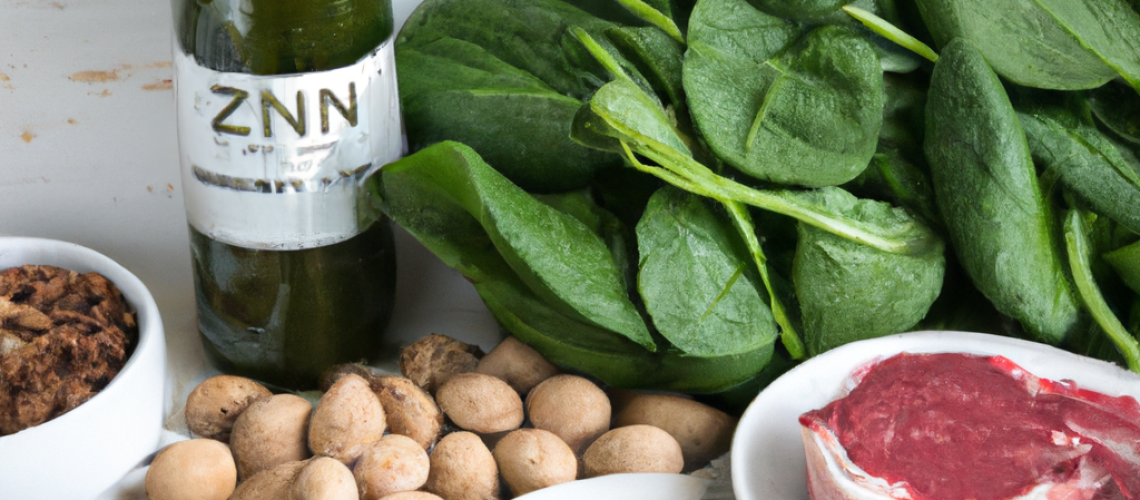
(373, 0), (1140, 401)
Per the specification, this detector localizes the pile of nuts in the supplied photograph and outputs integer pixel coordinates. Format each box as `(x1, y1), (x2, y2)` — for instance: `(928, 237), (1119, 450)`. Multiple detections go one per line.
(144, 333), (737, 500)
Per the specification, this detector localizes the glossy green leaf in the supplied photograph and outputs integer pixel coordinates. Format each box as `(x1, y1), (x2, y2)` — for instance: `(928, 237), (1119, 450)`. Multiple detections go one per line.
(395, 0), (623, 192)
(575, 78), (941, 256)
(373, 141), (654, 350)
(371, 143), (771, 392)
(606, 25), (687, 112)
(685, 20), (883, 187)
(924, 38), (1081, 344)
(914, 0), (1140, 90)
(636, 187), (778, 356)
(396, 39), (618, 192)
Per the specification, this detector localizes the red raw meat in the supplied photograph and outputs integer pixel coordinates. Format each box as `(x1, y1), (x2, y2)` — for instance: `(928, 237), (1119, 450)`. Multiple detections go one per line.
(799, 353), (1140, 500)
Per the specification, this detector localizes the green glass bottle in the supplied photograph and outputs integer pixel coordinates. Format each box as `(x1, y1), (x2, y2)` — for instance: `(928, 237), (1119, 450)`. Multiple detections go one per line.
(172, 0), (401, 389)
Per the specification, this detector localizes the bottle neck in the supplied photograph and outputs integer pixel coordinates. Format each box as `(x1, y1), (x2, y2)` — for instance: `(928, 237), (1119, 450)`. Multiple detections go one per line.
(175, 0), (394, 75)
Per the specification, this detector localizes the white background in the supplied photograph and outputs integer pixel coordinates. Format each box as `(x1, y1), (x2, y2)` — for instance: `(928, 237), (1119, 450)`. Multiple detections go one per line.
(0, 0), (503, 493)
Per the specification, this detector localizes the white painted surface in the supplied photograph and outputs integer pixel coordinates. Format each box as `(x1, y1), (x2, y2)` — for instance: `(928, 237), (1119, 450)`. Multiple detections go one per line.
(0, 1), (502, 497)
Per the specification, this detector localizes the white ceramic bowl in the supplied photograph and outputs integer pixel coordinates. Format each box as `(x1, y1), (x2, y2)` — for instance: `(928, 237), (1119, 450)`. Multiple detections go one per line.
(515, 473), (709, 500)
(731, 330), (1140, 500)
(0, 237), (167, 500)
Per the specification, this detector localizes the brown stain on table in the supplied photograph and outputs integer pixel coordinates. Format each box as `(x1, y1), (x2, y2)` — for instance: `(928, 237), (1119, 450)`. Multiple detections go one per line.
(142, 79), (173, 91)
(20, 131), (35, 143)
(69, 69), (121, 83)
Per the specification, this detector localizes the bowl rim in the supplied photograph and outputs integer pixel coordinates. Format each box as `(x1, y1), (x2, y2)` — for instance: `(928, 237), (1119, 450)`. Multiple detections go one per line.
(0, 235), (164, 437)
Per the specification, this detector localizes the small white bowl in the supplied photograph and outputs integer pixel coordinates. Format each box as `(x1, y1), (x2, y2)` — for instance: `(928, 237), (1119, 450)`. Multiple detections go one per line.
(515, 473), (709, 500)
(731, 330), (1140, 500)
(0, 237), (167, 500)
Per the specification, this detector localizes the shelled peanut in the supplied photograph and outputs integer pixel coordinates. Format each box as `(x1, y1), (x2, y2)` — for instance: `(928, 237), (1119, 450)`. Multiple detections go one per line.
(144, 333), (736, 500)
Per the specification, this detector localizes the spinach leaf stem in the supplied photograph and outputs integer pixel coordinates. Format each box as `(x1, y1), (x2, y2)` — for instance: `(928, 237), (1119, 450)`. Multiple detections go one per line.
(842, 5), (939, 63)
(1064, 209), (1140, 373)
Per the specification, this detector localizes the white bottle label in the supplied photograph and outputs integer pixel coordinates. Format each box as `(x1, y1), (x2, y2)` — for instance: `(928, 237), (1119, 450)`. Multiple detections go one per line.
(174, 42), (403, 250)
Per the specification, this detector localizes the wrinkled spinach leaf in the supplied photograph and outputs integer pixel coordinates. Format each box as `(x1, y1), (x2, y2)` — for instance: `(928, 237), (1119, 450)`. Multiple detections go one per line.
(924, 38), (1081, 344)
(793, 197), (945, 355)
(535, 189), (637, 294)
(685, 16), (884, 187)
(636, 187), (778, 356)
(745, 0), (845, 21)
(397, 38), (619, 193)
(1019, 105), (1140, 235)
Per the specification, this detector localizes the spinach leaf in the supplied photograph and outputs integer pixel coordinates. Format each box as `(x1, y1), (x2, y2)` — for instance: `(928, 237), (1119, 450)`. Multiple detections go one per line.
(744, 0), (845, 21)
(685, 18), (884, 187)
(1105, 240), (1140, 295)
(606, 26), (687, 113)
(1089, 81), (1140, 146)
(723, 201), (806, 359)
(575, 78), (940, 255)
(916, 0), (1140, 91)
(1064, 209), (1140, 373)
(476, 250), (773, 393)
(395, 0), (623, 192)
(636, 187), (778, 356)
(924, 38), (1081, 344)
(1018, 106), (1140, 235)
(373, 141), (654, 350)
(372, 142), (773, 392)
(535, 189), (637, 294)
(397, 0), (613, 97)
(794, 209), (945, 355)
(396, 38), (619, 192)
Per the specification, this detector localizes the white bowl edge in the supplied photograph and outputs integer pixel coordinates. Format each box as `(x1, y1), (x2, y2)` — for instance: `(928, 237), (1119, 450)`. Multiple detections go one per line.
(730, 330), (1140, 500)
(0, 237), (167, 500)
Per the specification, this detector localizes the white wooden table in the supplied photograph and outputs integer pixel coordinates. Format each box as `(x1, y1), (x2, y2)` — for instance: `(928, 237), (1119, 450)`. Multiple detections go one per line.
(0, 0), (503, 496)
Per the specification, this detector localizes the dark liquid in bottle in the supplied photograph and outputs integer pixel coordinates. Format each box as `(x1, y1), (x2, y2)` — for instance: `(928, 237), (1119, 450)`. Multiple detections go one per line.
(190, 223), (395, 390)
(177, 0), (397, 389)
